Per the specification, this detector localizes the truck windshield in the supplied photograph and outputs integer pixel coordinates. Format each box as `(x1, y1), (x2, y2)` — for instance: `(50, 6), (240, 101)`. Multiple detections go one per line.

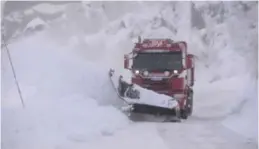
(132, 51), (182, 71)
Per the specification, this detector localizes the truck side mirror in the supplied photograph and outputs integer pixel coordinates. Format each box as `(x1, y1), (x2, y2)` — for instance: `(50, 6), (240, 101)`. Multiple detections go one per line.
(124, 55), (129, 69)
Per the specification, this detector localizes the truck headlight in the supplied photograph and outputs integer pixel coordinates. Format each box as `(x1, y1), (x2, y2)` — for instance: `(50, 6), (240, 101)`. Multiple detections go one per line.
(135, 70), (140, 74)
(173, 70), (178, 74)
(143, 71), (149, 76)
(164, 71), (170, 76)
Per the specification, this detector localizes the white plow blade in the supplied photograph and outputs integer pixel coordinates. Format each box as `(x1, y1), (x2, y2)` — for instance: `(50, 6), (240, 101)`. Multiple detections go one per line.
(108, 69), (179, 110)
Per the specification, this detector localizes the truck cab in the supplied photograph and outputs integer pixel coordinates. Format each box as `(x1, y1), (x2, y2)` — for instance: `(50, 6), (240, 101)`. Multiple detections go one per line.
(124, 37), (195, 118)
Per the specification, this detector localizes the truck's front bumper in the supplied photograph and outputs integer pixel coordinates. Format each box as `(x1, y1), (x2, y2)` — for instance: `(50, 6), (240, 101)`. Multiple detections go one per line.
(131, 103), (178, 116)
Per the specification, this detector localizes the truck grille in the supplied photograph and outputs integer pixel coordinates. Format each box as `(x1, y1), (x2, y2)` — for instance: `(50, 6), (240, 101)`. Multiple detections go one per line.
(141, 79), (170, 91)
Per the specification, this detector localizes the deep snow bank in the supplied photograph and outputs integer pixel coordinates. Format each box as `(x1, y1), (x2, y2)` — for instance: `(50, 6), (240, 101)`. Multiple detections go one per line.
(191, 2), (258, 141)
(2, 32), (130, 149)
(222, 78), (258, 141)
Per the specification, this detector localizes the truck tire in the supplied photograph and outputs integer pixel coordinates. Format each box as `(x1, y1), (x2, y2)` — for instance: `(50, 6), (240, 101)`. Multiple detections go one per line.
(174, 108), (182, 122)
(180, 109), (188, 119)
(180, 89), (193, 119)
(187, 89), (193, 116)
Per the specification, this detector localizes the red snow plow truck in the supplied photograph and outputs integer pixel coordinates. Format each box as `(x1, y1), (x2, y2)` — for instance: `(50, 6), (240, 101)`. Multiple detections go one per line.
(123, 37), (195, 119)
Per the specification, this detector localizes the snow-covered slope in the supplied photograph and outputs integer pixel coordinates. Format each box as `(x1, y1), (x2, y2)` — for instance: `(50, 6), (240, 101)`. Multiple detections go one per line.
(2, 32), (131, 149)
(191, 2), (258, 141)
(2, 1), (258, 149)
(223, 79), (258, 142)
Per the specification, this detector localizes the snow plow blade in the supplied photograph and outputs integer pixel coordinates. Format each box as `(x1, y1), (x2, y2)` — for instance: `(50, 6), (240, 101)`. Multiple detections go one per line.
(109, 69), (180, 121)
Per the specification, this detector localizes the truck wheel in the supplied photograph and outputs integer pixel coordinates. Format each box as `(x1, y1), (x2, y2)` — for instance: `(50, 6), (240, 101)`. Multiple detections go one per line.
(187, 90), (193, 116)
(164, 108), (181, 122)
(180, 90), (193, 119)
(174, 108), (182, 122)
(180, 109), (188, 119)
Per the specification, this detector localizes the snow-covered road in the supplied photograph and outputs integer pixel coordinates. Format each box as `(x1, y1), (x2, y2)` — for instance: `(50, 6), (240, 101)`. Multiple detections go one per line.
(40, 118), (257, 149)
(157, 119), (256, 149)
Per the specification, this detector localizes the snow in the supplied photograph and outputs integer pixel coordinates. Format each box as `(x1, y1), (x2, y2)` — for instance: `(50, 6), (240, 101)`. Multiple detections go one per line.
(59, 124), (169, 149)
(222, 78), (258, 142)
(2, 1), (258, 149)
(24, 17), (48, 31)
(2, 32), (131, 149)
(4, 11), (23, 23)
(24, 9), (34, 15)
(32, 3), (67, 15)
